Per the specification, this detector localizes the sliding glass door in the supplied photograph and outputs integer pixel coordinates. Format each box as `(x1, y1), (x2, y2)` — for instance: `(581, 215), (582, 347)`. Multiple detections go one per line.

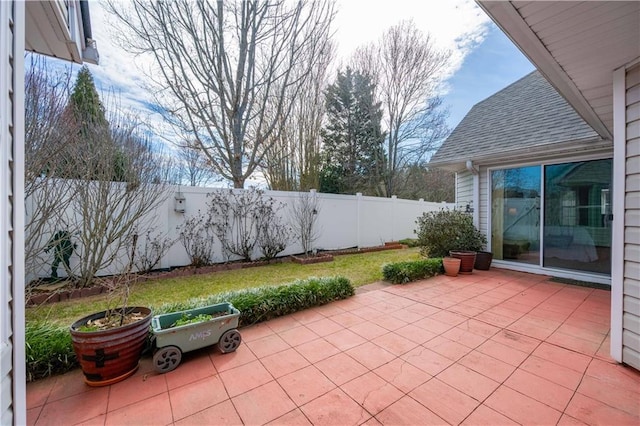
(491, 166), (541, 265)
(543, 159), (612, 274)
(490, 159), (612, 275)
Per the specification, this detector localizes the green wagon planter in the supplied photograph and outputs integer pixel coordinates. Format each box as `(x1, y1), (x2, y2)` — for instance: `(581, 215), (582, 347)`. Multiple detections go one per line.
(150, 302), (242, 373)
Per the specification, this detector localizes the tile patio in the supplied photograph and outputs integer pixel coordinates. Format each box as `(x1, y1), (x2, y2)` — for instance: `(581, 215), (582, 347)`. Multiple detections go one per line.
(27, 269), (640, 425)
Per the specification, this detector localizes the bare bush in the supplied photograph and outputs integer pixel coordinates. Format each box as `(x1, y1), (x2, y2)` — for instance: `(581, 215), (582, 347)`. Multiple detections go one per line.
(178, 212), (215, 268)
(24, 57), (78, 281)
(257, 205), (291, 260)
(134, 229), (175, 274)
(207, 188), (289, 262)
(290, 191), (321, 256)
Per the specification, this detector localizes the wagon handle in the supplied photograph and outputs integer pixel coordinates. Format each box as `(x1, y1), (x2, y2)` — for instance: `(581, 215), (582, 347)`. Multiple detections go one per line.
(151, 316), (161, 331)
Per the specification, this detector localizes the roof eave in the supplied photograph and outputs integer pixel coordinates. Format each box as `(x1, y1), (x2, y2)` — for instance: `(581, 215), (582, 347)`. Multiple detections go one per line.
(429, 136), (611, 170)
(476, 1), (612, 140)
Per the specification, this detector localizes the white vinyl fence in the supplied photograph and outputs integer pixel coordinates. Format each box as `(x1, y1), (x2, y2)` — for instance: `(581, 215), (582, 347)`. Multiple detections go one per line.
(26, 183), (454, 282)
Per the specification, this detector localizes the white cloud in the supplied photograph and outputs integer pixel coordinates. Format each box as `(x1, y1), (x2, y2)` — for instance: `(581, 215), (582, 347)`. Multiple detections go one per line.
(333, 0), (491, 81)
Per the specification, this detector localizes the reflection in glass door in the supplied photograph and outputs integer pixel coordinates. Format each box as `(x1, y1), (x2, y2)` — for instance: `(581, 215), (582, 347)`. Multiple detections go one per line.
(491, 166), (541, 265)
(543, 159), (612, 274)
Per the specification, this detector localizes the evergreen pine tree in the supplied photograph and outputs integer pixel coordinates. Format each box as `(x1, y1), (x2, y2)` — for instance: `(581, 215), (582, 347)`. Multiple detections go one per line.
(319, 68), (386, 195)
(69, 66), (108, 128)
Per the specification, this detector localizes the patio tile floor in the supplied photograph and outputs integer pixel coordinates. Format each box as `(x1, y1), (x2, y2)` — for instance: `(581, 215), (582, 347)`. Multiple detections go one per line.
(27, 269), (640, 425)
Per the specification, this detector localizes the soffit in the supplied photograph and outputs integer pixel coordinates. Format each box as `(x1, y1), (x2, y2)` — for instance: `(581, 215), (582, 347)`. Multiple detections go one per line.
(479, 1), (640, 140)
(25, 1), (83, 63)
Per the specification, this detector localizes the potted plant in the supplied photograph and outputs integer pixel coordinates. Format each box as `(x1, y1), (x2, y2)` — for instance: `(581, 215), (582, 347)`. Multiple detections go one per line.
(474, 251), (493, 270)
(415, 209), (487, 274)
(69, 236), (152, 386)
(442, 257), (462, 277)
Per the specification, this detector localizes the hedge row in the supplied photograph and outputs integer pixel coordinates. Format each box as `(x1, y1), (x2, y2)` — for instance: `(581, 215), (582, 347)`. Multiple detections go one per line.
(155, 276), (354, 326)
(26, 276), (354, 381)
(382, 258), (443, 284)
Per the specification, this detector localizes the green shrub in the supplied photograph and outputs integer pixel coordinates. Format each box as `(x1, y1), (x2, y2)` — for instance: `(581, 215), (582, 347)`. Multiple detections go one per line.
(382, 258), (443, 284)
(156, 276), (354, 327)
(398, 238), (420, 248)
(26, 322), (77, 381)
(415, 209), (486, 257)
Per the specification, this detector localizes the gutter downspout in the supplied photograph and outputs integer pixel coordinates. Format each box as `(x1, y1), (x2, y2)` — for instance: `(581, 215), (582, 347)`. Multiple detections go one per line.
(466, 160), (480, 228)
(79, 0), (99, 64)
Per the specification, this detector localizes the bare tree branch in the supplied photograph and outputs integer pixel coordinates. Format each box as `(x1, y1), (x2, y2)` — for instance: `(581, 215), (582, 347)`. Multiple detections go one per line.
(353, 20), (451, 196)
(107, 0), (336, 188)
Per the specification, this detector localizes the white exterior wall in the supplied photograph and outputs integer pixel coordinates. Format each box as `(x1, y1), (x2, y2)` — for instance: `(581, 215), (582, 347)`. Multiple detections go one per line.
(455, 170), (473, 210)
(1, 2), (25, 424)
(479, 166), (489, 240)
(622, 64), (640, 369)
(26, 186), (454, 281)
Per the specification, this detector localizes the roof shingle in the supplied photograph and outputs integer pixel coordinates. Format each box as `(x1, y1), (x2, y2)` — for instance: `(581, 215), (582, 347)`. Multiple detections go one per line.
(430, 71), (600, 166)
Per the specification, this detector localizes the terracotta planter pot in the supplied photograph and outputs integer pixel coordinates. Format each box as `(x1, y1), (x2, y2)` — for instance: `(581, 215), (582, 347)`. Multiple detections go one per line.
(70, 307), (152, 387)
(449, 251), (477, 274)
(443, 257), (462, 277)
(474, 251), (493, 270)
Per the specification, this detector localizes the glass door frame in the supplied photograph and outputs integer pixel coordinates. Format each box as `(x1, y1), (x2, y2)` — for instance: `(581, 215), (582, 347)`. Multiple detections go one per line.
(486, 154), (613, 278)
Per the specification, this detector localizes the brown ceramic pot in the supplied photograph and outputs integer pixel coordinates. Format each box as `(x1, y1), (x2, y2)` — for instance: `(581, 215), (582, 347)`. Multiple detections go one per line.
(474, 251), (493, 270)
(70, 307), (152, 386)
(449, 251), (477, 274)
(443, 257), (462, 277)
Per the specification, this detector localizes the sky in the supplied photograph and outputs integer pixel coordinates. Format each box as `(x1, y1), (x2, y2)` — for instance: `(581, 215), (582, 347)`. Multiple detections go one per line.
(53, 0), (534, 150)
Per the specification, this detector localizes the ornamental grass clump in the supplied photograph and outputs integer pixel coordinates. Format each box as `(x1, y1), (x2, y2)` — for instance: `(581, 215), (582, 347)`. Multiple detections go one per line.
(415, 209), (486, 257)
(382, 258), (443, 284)
(26, 322), (77, 381)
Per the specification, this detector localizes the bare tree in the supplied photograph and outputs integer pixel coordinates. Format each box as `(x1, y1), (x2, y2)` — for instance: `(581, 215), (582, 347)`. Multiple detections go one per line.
(290, 191), (321, 256)
(354, 20), (451, 196)
(261, 41), (335, 191)
(24, 57), (78, 281)
(25, 60), (173, 289)
(107, 0), (336, 188)
(71, 109), (172, 287)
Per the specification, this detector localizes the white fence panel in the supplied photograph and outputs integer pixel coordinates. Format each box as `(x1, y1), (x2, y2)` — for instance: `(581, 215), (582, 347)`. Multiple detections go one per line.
(25, 182), (454, 282)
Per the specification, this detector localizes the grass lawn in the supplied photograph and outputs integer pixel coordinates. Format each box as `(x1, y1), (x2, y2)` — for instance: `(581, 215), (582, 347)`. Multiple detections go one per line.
(27, 248), (421, 326)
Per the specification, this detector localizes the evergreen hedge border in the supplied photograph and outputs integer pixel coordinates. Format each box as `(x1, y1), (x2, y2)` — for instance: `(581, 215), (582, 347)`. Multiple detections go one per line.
(382, 258), (443, 284)
(26, 276), (354, 381)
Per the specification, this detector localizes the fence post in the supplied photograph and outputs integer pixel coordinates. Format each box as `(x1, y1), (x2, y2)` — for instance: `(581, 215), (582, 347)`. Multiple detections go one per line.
(391, 195), (397, 242)
(356, 192), (362, 249)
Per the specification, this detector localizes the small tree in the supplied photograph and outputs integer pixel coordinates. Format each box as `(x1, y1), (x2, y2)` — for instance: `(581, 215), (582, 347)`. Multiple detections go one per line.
(415, 209), (486, 258)
(290, 192), (321, 256)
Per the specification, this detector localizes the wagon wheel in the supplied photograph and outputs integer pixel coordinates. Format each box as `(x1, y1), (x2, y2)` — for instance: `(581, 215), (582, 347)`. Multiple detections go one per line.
(218, 329), (242, 353)
(153, 346), (182, 373)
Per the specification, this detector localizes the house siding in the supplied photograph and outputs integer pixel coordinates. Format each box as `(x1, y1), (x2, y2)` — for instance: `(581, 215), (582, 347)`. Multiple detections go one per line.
(456, 170), (473, 210)
(479, 166), (489, 238)
(0, 2), (15, 423)
(623, 64), (640, 370)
